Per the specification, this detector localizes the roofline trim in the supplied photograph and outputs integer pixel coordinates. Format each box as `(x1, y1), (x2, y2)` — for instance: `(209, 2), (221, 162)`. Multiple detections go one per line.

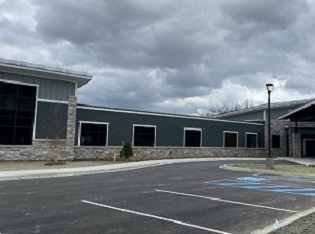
(77, 105), (265, 126)
(278, 101), (315, 120)
(0, 57), (93, 88)
(215, 99), (314, 118)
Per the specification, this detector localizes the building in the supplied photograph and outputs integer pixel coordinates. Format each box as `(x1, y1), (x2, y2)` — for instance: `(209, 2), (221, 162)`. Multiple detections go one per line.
(0, 58), (313, 160)
(215, 99), (315, 158)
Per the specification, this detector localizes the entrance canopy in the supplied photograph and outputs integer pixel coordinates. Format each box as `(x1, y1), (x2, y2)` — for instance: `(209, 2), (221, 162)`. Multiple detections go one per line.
(278, 101), (315, 122)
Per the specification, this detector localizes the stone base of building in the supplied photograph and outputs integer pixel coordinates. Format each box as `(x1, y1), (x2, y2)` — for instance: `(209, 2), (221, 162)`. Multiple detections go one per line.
(74, 146), (270, 160)
(0, 140), (74, 161)
(0, 144), (286, 161)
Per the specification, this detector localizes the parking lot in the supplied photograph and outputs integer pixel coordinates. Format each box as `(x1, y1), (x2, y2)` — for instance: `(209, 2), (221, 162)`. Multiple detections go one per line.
(0, 160), (314, 233)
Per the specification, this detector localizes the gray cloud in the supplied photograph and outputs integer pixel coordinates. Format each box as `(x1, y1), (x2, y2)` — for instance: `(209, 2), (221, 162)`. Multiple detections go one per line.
(0, 0), (314, 115)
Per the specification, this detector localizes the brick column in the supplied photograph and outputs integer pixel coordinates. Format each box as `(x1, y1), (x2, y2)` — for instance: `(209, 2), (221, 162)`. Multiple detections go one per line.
(292, 132), (301, 158)
(66, 96), (77, 158)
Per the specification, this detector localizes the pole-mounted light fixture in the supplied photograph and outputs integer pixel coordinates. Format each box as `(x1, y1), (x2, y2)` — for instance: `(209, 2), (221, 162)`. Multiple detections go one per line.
(266, 83), (274, 93)
(266, 83), (274, 169)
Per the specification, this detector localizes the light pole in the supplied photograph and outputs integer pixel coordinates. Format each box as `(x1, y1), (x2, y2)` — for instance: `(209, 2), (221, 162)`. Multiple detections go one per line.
(266, 83), (274, 169)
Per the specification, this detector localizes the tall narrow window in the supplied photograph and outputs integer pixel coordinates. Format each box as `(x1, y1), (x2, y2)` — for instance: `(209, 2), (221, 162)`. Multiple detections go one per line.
(0, 82), (36, 145)
(246, 133), (258, 148)
(133, 125), (156, 147)
(272, 135), (280, 148)
(224, 131), (238, 147)
(80, 122), (108, 146)
(184, 128), (202, 147)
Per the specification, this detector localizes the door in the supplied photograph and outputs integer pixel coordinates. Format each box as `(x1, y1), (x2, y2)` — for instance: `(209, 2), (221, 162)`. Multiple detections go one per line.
(304, 139), (315, 157)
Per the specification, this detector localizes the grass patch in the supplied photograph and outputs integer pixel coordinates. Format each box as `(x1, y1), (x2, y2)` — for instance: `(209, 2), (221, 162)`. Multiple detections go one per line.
(232, 164), (315, 174)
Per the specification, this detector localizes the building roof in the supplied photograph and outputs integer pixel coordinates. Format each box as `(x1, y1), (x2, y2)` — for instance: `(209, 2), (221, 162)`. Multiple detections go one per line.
(278, 100), (315, 121)
(0, 57), (93, 88)
(214, 98), (314, 118)
(77, 103), (264, 126)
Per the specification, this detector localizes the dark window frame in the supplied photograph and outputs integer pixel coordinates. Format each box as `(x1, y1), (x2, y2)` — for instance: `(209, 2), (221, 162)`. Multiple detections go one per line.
(79, 122), (108, 146)
(0, 81), (37, 145)
(245, 132), (258, 148)
(133, 125), (156, 147)
(272, 135), (281, 148)
(224, 131), (238, 147)
(184, 128), (202, 147)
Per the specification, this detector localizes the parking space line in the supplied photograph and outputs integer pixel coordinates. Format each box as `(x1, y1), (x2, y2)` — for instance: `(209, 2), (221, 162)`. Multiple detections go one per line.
(155, 189), (297, 213)
(82, 200), (232, 234)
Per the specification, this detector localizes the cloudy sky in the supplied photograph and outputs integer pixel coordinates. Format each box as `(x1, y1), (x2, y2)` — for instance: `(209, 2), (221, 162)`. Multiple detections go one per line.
(0, 0), (315, 115)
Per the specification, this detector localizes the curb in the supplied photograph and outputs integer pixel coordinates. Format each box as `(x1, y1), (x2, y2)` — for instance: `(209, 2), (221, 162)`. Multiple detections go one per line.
(0, 161), (171, 181)
(251, 206), (315, 234)
(0, 157), (264, 181)
(220, 164), (315, 178)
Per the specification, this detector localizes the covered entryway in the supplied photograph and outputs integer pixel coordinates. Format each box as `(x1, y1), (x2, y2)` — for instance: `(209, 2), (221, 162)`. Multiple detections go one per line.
(302, 136), (315, 158)
(278, 100), (315, 158)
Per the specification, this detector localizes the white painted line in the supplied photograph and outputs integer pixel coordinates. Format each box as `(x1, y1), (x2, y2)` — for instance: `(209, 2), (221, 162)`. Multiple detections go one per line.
(82, 200), (232, 234)
(155, 189), (297, 213)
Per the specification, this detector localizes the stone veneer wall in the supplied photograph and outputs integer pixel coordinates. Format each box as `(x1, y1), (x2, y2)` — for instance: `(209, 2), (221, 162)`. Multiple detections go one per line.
(65, 96), (77, 157)
(74, 146), (269, 159)
(0, 146), (32, 160)
(264, 120), (289, 157)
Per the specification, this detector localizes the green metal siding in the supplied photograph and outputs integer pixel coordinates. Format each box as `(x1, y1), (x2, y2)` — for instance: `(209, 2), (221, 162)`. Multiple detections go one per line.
(76, 108), (265, 147)
(36, 102), (68, 139)
(0, 71), (75, 101)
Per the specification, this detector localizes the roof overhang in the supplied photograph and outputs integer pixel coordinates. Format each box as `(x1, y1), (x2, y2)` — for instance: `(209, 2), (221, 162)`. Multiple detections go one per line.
(278, 101), (315, 121)
(0, 58), (93, 88)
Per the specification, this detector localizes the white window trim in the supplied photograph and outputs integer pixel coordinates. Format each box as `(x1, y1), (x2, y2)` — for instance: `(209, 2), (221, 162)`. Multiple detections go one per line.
(223, 131), (238, 148)
(0, 79), (39, 142)
(132, 124), (156, 147)
(245, 132), (258, 148)
(37, 98), (69, 104)
(183, 127), (202, 147)
(78, 121), (109, 146)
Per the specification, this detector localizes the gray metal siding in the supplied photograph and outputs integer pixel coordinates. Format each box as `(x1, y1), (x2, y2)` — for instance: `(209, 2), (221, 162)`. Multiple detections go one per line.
(271, 107), (297, 120)
(76, 109), (265, 147)
(36, 102), (68, 139)
(0, 71), (75, 101)
(220, 111), (264, 121)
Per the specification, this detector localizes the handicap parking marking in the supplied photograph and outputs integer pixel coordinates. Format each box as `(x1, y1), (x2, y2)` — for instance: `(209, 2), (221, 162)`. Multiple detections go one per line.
(205, 180), (315, 197)
(251, 173), (315, 183)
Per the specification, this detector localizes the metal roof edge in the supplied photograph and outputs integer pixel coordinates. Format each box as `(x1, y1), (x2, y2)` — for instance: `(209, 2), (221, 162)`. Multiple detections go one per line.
(0, 57), (93, 87)
(278, 100), (315, 120)
(215, 99), (314, 118)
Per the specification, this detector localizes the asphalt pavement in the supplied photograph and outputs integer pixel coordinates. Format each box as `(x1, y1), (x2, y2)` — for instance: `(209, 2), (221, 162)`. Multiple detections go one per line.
(0, 159), (314, 234)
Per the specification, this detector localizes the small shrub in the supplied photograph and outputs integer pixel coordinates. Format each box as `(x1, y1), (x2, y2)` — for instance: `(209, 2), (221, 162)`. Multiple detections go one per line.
(120, 141), (133, 159)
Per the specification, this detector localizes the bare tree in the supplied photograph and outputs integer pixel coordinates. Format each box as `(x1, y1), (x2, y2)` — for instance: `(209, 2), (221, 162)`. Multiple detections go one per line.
(200, 99), (255, 117)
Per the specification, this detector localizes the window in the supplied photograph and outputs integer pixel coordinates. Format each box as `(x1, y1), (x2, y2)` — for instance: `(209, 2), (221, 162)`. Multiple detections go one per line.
(224, 131), (238, 147)
(80, 122), (108, 146)
(184, 128), (202, 147)
(133, 125), (156, 147)
(272, 135), (281, 148)
(0, 82), (36, 145)
(246, 133), (258, 148)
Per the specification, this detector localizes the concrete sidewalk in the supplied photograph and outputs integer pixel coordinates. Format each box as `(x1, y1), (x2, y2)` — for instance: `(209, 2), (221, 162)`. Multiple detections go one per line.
(0, 157), (314, 181)
(0, 158), (265, 181)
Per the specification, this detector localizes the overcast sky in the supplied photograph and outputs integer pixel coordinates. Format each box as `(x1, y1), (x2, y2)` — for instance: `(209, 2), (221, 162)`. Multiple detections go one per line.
(0, 0), (314, 115)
